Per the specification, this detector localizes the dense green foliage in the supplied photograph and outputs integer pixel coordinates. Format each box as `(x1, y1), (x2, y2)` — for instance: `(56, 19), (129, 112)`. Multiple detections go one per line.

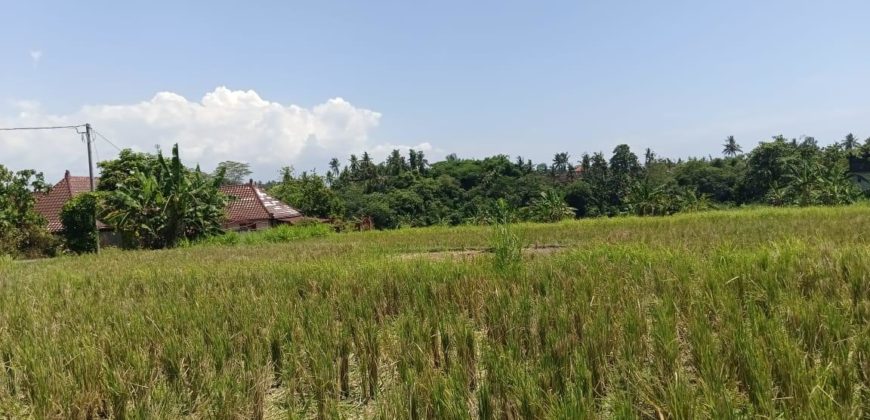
(267, 136), (870, 229)
(0, 206), (868, 418)
(60, 192), (100, 254)
(96, 149), (160, 193)
(100, 145), (228, 249)
(269, 167), (343, 219)
(0, 165), (57, 258)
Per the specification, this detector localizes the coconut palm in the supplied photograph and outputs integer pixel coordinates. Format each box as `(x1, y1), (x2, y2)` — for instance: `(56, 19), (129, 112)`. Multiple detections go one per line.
(842, 133), (859, 153)
(551, 152), (571, 176)
(329, 158), (341, 177)
(722, 136), (742, 157)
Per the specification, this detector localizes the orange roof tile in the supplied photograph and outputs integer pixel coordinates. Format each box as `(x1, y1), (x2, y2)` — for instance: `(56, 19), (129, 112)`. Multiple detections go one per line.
(220, 182), (302, 223)
(33, 171), (101, 233)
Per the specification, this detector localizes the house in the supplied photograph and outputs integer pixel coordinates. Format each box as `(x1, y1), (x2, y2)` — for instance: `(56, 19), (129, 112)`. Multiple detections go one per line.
(33, 172), (304, 234)
(33, 170), (110, 234)
(219, 180), (304, 231)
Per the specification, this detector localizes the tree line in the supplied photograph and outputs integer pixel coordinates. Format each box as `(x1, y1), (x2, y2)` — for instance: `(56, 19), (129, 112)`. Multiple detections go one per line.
(267, 134), (870, 229)
(0, 134), (869, 257)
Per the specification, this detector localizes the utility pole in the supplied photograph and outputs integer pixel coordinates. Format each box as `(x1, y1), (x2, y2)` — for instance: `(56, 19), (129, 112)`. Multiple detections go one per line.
(84, 123), (100, 253)
(85, 123), (95, 192)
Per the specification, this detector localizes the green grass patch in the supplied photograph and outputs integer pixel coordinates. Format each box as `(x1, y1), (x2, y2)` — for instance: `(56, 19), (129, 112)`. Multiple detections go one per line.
(192, 222), (334, 247)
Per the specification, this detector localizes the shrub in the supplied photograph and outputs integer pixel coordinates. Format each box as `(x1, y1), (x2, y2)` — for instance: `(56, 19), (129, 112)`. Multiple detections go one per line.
(61, 193), (101, 254)
(527, 190), (576, 222)
(0, 166), (58, 258)
(257, 223), (332, 243)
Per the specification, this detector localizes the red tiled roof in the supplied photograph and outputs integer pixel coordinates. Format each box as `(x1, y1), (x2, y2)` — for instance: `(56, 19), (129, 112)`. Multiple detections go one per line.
(33, 172), (102, 233)
(220, 183), (302, 223)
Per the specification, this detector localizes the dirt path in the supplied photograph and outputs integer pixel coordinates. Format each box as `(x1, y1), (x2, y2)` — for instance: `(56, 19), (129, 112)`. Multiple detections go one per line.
(396, 244), (567, 261)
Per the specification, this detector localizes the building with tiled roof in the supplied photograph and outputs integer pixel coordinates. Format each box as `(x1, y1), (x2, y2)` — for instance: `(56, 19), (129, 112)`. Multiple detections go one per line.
(33, 171), (108, 233)
(33, 173), (304, 233)
(219, 181), (304, 231)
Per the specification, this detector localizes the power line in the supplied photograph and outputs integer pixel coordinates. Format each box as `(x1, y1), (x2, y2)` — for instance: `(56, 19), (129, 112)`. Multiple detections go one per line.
(93, 133), (101, 162)
(2, 124), (122, 153)
(90, 128), (122, 152)
(0, 124), (85, 131)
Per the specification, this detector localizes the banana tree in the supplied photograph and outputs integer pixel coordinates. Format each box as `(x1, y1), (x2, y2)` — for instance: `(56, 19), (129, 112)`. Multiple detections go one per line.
(529, 190), (576, 222)
(103, 144), (227, 249)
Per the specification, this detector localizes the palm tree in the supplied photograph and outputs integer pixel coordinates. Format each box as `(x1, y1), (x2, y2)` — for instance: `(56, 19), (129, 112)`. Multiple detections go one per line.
(722, 136), (742, 157)
(551, 152), (570, 176)
(357, 151), (380, 183)
(348, 154), (360, 179)
(408, 150), (419, 172)
(842, 133), (859, 152)
(386, 149), (407, 175)
(326, 157), (341, 186)
(328, 158), (341, 177)
(415, 151), (428, 173)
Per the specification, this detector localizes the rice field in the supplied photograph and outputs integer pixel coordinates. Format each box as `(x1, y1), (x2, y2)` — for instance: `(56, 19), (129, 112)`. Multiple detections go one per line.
(0, 205), (868, 418)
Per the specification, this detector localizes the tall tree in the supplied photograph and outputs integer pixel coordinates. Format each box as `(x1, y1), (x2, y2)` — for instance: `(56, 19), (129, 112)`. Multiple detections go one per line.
(348, 154), (360, 180)
(723, 135), (742, 157)
(327, 157), (341, 185)
(608, 144), (641, 207)
(360, 152), (377, 181)
(585, 152), (610, 215)
(269, 171), (342, 219)
(408, 150), (419, 172)
(842, 133), (859, 152)
(415, 150), (428, 173)
(644, 148), (656, 168)
(214, 161), (252, 185)
(386, 149), (407, 176)
(579, 153), (591, 174)
(551, 152), (571, 176)
(97, 149), (159, 192)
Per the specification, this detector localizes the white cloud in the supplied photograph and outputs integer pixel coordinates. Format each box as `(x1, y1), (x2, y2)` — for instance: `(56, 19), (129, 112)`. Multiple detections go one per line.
(0, 87), (427, 182)
(29, 50), (42, 66)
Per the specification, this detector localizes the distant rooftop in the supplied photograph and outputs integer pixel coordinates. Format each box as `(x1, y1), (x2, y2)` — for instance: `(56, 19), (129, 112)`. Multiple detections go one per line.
(219, 181), (303, 224)
(33, 171), (103, 233)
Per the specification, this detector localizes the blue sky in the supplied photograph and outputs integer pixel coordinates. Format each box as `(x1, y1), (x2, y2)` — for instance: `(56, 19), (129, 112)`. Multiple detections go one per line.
(2, 1), (870, 180)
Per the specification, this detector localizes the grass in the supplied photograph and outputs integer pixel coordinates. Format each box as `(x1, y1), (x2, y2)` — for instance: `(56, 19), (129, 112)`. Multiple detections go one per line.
(189, 223), (334, 247)
(0, 205), (868, 418)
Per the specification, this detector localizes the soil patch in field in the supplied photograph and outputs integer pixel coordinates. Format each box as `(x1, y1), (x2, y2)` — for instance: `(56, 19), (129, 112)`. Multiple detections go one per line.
(397, 244), (567, 261)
